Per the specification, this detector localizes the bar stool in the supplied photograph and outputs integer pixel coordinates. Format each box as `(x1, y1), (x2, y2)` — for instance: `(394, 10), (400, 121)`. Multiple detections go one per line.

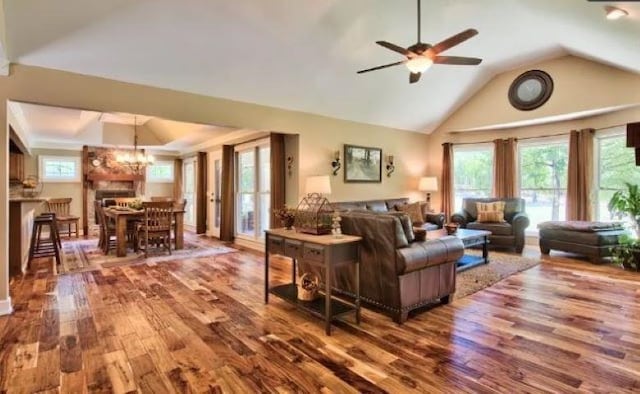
(28, 213), (62, 275)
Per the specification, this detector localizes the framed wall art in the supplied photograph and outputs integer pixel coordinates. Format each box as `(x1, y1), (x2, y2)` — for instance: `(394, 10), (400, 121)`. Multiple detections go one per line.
(344, 144), (382, 183)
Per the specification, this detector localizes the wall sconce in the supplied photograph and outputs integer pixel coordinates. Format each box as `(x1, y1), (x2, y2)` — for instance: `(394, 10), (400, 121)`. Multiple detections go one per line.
(331, 150), (341, 176)
(386, 155), (395, 177)
(287, 156), (294, 177)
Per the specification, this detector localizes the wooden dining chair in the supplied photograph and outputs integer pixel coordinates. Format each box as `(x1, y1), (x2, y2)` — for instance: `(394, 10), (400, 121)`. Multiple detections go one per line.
(136, 201), (173, 258)
(46, 198), (80, 238)
(96, 203), (116, 255)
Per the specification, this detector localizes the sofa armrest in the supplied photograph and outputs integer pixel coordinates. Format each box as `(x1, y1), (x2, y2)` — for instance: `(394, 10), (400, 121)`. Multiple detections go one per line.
(511, 212), (530, 233)
(511, 212), (530, 253)
(425, 212), (445, 228)
(396, 237), (464, 274)
(450, 212), (468, 228)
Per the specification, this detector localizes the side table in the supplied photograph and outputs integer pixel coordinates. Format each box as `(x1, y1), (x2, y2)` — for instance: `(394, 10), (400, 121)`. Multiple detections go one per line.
(264, 228), (361, 335)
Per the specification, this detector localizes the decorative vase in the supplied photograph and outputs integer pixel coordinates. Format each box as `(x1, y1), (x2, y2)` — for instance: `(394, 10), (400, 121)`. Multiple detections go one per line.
(282, 217), (295, 230)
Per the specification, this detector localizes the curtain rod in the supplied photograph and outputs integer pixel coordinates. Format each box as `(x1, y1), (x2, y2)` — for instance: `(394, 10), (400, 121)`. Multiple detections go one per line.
(445, 122), (629, 146)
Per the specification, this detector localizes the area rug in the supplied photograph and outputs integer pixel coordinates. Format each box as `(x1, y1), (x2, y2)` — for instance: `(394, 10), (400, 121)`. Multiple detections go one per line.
(454, 250), (540, 299)
(60, 234), (237, 274)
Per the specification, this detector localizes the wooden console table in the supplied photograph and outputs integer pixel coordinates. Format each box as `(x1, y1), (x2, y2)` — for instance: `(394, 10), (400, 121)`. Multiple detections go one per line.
(264, 228), (361, 335)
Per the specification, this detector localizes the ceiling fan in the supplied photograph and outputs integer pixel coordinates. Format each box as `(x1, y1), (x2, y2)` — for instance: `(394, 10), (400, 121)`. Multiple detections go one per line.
(358, 0), (482, 83)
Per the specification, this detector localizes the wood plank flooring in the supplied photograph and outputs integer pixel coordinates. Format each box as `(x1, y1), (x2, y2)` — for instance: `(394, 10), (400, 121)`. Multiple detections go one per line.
(1, 240), (639, 393)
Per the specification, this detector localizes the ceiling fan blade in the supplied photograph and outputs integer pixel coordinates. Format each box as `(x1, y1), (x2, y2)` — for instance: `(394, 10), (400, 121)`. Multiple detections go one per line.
(376, 41), (415, 56)
(409, 72), (421, 84)
(429, 29), (478, 55)
(357, 61), (405, 74)
(434, 56), (482, 65)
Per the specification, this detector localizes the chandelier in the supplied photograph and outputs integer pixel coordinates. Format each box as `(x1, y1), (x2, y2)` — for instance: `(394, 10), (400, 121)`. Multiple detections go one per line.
(116, 116), (155, 170)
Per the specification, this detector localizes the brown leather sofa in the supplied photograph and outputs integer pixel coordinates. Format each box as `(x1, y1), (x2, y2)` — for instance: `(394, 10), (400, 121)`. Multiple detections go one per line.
(332, 198), (445, 231)
(451, 197), (529, 253)
(328, 211), (464, 323)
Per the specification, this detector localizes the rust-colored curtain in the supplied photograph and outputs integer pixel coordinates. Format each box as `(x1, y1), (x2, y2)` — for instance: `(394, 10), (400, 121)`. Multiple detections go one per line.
(270, 133), (286, 229)
(441, 143), (453, 219)
(196, 152), (207, 234)
(626, 122), (640, 165)
(567, 129), (594, 221)
(220, 145), (235, 242)
(492, 138), (517, 198)
(173, 158), (183, 202)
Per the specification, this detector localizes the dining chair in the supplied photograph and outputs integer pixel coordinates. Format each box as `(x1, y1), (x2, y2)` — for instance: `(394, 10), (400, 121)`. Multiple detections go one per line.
(136, 201), (173, 258)
(96, 203), (116, 255)
(46, 198), (80, 238)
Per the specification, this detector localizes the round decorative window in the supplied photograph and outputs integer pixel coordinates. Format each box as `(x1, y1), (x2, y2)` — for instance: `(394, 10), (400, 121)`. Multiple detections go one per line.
(508, 70), (553, 111)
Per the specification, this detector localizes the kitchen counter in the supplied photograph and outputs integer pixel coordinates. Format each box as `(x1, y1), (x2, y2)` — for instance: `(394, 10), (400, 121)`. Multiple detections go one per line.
(9, 198), (48, 276)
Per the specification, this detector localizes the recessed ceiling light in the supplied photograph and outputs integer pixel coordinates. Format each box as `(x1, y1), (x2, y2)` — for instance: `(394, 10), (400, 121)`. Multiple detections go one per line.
(605, 5), (628, 20)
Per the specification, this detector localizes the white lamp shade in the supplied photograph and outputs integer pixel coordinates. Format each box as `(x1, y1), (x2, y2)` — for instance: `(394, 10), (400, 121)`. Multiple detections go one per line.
(418, 176), (438, 192)
(305, 175), (332, 195)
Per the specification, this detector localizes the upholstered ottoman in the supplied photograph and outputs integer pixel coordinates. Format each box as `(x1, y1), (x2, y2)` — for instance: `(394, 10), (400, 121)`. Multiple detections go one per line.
(538, 221), (628, 263)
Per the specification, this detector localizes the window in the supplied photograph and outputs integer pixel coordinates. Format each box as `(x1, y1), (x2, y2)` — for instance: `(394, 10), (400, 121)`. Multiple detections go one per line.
(518, 138), (568, 232)
(595, 129), (640, 221)
(453, 145), (494, 211)
(39, 156), (81, 182)
(235, 139), (270, 241)
(146, 160), (174, 182)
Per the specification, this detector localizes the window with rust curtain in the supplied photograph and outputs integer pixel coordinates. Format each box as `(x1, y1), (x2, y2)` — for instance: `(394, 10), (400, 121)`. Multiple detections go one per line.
(196, 152), (207, 234)
(567, 129), (594, 221)
(270, 133), (286, 229)
(441, 143), (453, 219)
(220, 145), (235, 241)
(492, 138), (517, 198)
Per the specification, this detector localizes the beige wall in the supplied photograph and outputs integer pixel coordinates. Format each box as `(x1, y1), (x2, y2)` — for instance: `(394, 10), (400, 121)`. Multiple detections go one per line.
(0, 64), (431, 308)
(21, 148), (83, 217)
(426, 56), (640, 211)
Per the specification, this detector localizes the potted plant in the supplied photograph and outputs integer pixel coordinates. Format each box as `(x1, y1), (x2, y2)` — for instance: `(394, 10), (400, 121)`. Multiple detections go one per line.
(274, 205), (296, 230)
(608, 182), (640, 237)
(608, 183), (640, 270)
(610, 234), (640, 271)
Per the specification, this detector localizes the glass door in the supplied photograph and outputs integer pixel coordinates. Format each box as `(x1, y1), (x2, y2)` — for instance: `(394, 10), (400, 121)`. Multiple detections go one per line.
(208, 150), (222, 238)
(183, 158), (196, 228)
(235, 139), (270, 241)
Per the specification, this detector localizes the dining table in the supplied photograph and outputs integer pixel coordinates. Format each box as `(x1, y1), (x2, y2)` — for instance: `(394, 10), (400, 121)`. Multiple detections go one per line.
(103, 207), (185, 257)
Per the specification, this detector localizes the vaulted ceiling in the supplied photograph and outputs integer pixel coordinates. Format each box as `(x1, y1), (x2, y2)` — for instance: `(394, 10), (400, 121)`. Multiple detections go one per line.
(3, 0), (640, 133)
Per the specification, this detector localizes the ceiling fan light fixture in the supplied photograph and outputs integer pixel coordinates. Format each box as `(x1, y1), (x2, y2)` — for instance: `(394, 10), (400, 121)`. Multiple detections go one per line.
(406, 56), (433, 74)
(605, 6), (628, 20)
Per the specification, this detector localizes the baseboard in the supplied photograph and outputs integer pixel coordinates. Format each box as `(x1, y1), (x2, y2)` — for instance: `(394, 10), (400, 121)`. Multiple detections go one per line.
(0, 297), (13, 316)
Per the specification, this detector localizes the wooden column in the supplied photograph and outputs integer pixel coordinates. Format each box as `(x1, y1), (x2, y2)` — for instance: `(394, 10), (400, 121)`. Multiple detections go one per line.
(196, 152), (207, 234)
(82, 145), (89, 236)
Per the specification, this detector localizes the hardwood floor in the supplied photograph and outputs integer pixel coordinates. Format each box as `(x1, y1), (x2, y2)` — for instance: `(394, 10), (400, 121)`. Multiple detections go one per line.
(1, 241), (639, 393)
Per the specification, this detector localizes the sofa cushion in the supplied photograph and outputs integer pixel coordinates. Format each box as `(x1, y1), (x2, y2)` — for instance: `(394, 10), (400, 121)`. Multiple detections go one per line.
(416, 222), (439, 232)
(366, 200), (389, 212)
(385, 198), (409, 210)
(539, 228), (626, 246)
(396, 202), (424, 225)
(463, 198), (524, 222)
(332, 201), (367, 211)
(476, 201), (506, 223)
(538, 221), (625, 232)
(467, 221), (513, 236)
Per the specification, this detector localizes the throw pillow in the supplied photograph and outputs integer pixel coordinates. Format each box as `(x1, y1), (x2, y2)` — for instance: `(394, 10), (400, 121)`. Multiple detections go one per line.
(395, 202), (424, 225)
(476, 201), (506, 223)
(386, 212), (415, 243)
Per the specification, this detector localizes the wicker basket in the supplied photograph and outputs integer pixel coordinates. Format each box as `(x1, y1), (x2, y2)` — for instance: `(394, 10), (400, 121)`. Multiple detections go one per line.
(297, 273), (320, 301)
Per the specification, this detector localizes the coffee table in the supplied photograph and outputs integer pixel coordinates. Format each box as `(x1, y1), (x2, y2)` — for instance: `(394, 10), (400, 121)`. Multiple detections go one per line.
(427, 228), (491, 272)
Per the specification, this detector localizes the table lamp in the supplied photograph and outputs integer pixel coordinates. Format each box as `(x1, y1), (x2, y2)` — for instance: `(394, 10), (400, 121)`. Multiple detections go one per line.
(418, 176), (438, 211)
(305, 175), (331, 196)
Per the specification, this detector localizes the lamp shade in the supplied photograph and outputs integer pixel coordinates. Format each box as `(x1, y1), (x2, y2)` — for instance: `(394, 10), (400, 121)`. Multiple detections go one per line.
(418, 176), (438, 192)
(305, 175), (331, 195)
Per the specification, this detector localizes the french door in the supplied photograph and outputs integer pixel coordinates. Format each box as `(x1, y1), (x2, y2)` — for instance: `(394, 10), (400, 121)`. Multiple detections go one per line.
(207, 150), (222, 238)
(183, 157), (197, 228)
(235, 139), (270, 242)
